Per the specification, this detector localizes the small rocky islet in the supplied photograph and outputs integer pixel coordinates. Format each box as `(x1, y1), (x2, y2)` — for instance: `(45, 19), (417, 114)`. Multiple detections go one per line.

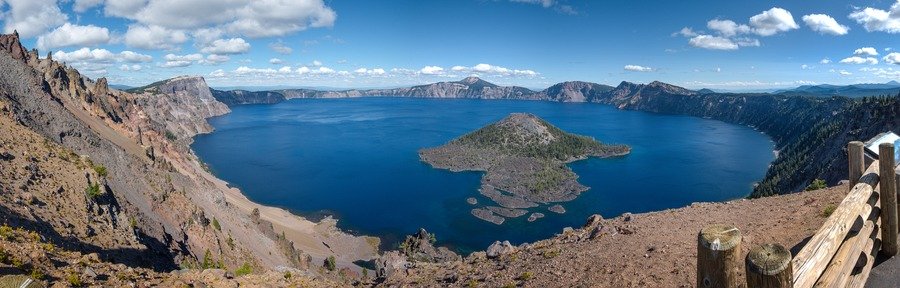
(419, 113), (630, 224)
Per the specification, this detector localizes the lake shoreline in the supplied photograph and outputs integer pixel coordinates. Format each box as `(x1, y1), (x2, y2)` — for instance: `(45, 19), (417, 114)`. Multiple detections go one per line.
(192, 97), (775, 253)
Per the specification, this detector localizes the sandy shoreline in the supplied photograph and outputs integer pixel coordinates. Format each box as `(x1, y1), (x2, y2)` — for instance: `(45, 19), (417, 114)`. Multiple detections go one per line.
(178, 150), (379, 270)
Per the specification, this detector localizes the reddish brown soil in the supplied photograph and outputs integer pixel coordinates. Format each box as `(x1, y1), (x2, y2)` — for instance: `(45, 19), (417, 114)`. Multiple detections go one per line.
(381, 185), (847, 287)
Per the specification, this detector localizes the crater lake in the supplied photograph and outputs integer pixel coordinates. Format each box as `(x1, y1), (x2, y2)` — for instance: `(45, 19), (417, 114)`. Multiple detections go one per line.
(192, 97), (775, 253)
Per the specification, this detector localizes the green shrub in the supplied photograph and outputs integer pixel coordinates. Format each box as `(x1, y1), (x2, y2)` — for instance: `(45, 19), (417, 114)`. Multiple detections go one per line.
(324, 255), (336, 271)
(805, 179), (827, 191)
(202, 249), (214, 269)
(212, 218), (221, 231)
(92, 165), (108, 177)
(85, 183), (102, 199)
(30, 268), (44, 280)
(0, 247), (8, 264)
(519, 271), (533, 281)
(821, 204), (837, 217)
(235, 262), (253, 276)
(0, 224), (11, 240)
(67, 273), (82, 287)
(165, 130), (177, 141)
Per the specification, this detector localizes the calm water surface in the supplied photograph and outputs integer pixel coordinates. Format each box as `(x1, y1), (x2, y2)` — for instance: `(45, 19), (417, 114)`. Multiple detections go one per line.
(192, 98), (774, 253)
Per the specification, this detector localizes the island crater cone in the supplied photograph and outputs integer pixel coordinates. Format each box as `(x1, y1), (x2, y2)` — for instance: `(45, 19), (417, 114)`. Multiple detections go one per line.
(419, 113), (630, 224)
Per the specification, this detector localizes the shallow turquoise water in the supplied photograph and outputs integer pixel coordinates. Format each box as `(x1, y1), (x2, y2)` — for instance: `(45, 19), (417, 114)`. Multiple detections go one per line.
(192, 98), (774, 253)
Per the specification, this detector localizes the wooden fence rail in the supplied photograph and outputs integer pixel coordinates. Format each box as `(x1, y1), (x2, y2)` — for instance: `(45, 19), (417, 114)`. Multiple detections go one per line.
(697, 141), (898, 288)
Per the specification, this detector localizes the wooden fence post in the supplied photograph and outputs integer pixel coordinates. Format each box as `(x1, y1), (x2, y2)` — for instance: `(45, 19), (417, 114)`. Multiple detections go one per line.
(849, 141), (865, 189)
(698, 224), (743, 288)
(746, 244), (793, 288)
(880, 142), (898, 256)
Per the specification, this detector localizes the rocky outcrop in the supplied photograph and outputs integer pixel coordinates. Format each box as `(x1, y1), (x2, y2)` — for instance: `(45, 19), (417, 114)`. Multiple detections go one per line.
(398, 228), (460, 263)
(130, 76), (231, 140)
(375, 251), (409, 279)
(485, 240), (517, 258)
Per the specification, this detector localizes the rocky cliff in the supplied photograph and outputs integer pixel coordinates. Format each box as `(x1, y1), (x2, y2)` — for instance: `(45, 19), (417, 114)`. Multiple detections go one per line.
(0, 32), (375, 286)
(128, 76), (230, 141)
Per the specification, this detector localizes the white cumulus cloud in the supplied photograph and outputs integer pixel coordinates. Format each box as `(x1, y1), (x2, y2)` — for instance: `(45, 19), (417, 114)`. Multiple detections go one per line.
(200, 38), (251, 54)
(1, 0), (68, 38)
(354, 68), (386, 75)
(124, 24), (188, 50)
(840, 56), (879, 65)
(419, 66), (444, 75)
(849, 1), (900, 33)
(36, 23), (111, 51)
(689, 35), (738, 50)
(624, 65), (654, 72)
(120, 51), (153, 63)
(748, 7), (799, 36)
(159, 53), (203, 68)
(801, 14), (849, 35)
(885, 52), (900, 65)
(202, 54), (230, 64)
(119, 64), (142, 71)
(269, 58), (283, 64)
(853, 47), (879, 56)
(101, 0), (337, 38)
(820, 58), (832, 64)
(53, 48), (152, 64)
(707, 19), (750, 37)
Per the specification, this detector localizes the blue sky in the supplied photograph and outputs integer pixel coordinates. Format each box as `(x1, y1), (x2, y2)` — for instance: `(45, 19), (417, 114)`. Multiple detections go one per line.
(2, 0), (899, 90)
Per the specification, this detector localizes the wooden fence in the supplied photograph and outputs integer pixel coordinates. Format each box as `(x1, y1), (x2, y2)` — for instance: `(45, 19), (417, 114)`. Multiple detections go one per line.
(697, 141), (898, 288)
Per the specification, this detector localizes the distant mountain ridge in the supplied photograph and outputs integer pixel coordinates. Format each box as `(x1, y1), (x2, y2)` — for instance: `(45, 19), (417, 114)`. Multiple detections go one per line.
(775, 81), (900, 98)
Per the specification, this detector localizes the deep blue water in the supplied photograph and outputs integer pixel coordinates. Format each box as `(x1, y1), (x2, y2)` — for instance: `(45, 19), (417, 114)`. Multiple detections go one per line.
(192, 98), (775, 253)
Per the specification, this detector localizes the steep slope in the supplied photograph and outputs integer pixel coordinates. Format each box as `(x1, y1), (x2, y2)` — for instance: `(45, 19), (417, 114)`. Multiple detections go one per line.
(0, 32), (376, 285)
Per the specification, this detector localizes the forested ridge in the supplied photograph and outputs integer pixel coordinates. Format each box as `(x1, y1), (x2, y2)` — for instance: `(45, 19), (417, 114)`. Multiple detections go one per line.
(580, 82), (900, 197)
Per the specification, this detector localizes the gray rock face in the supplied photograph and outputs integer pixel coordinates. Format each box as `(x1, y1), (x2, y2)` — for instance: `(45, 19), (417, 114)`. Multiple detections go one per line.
(398, 228), (460, 263)
(583, 214), (603, 228)
(486, 240), (516, 258)
(538, 81), (615, 102)
(375, 251), (409, 279)
(132, 76), (230, 140)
